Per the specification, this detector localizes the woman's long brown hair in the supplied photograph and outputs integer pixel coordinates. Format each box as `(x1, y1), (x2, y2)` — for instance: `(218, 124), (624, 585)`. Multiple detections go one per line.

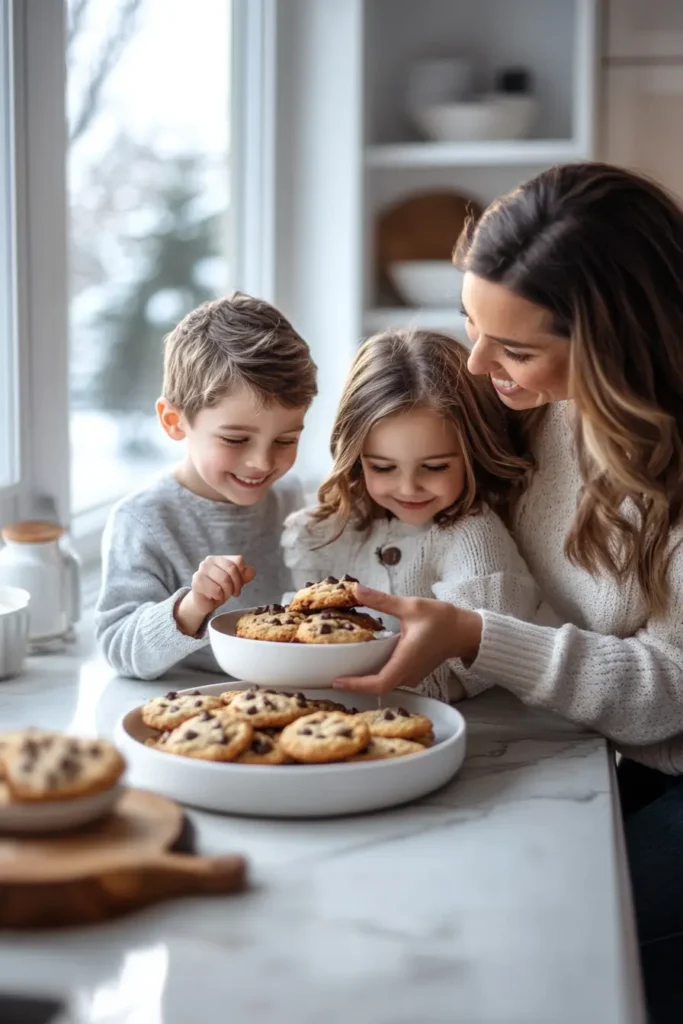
(457, 162), (683, 616)
(315, 330), (532, 535)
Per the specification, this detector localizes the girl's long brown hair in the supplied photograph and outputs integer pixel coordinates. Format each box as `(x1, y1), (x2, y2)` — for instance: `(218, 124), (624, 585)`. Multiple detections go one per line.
(315, 330), (532, 534)
(457, 162), (683, 616)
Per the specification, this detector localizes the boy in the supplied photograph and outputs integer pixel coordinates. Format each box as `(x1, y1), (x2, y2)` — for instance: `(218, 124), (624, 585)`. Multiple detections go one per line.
(95, 292), (317, 679)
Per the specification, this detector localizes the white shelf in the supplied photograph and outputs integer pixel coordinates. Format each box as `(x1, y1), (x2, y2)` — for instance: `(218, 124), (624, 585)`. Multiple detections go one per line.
(363, 307), (469, 337)
(365, 139), (585, 169)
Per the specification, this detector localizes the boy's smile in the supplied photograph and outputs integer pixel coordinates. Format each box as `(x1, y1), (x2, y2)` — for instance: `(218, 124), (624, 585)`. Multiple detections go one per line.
(158, 383), (306, 504)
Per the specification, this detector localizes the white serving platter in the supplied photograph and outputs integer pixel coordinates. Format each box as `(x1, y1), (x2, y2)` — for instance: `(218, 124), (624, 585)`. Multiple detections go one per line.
(208, 608), (401, 689)
(115, 682), (466, 818)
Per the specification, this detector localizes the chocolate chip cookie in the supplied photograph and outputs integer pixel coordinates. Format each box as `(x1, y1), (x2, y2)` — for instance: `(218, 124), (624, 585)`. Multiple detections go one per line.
(234, 731), (290, 765)
(162, 712), (253, 761)
(347, 736), (425, 761)
(142, 690), (224, 732)
(224, 688), (303, 728)
(288, 574), (359, 613)
(357, 707), (433, 742)
(296, 612), (374, 644)
(280, 711), (370, 763)
(2, 731), (125, 802)
(236, 605), (305, 642)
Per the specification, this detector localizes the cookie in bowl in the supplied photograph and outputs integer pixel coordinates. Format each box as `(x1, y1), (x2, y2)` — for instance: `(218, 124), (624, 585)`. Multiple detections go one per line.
(296, 611), (375, 645)
(288, 574), (359, 612)
(235, 605), (305, 643)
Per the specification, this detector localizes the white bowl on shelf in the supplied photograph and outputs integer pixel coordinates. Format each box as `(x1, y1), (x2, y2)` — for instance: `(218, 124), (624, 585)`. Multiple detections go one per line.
(388, 261), (464, 308)
(415, 95), (538, 143)
(208, 608), (400, 689)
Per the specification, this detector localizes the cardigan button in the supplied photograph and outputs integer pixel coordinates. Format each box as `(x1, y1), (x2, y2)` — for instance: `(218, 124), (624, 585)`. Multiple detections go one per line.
(379, 546), (402, 566)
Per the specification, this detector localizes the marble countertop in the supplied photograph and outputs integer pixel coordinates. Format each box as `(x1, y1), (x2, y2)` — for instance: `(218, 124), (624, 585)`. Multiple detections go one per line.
(0, 624), (645, 1024)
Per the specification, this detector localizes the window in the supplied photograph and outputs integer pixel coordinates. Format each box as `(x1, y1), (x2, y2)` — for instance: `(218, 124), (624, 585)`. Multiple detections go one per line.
(0, 1), (18, 495)
(67, 0), (233, 517)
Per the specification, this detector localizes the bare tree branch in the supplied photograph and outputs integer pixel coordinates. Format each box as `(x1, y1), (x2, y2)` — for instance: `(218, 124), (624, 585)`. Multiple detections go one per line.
(69, 0), (144, 145)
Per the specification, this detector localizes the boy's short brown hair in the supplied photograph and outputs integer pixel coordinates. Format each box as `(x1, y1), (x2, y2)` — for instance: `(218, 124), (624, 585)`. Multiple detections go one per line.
(162, 292), (318, 420)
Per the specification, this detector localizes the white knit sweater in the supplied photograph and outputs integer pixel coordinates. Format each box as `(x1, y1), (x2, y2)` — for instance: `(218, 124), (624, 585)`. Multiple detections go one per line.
(474, 401), (683, 774)
(282, 504), (556, 702)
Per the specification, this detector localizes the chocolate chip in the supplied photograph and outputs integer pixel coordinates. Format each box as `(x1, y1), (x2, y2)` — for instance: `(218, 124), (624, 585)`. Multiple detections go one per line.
(336, 728), (353, 738)
(341, 574), (358, 583)
(304, 581), (314, 588)
(320, 624), (332, 635)
(349, 707), (359, 715)
(60, 757), (81, 778)
(194, 699), (203, 707)
(397, 707), (410, 717)
(254, 606), (267, 614)
(299, 728), (313, 735)
(244, 693), (256, 701)
(169, 705), (179, 713)
(165, 691), (178, 699)
(342, 624), (355, 631)
(324, 575), (338, 584)
(284, 618), (295, 624)
(270, 618), (282, 626)
(158, 702), (168, 708)
(198, 711), (213, 721)
(212, 720), (223, 729)
(247, 707), (258, 716)
(188, 690), (201, 696)
(184, 730), (198, 740)
(217, 735), (228, 745)
(382, 710), (396, 720)
(252, 737), (273, 754)
(320, 611), (334, 619)
(88, 745), (102, 757)
(268, 604), (285, 613)
(263, 698), (275, 709)
(22, 739), (39, 756)
(295, 694), (308, 707)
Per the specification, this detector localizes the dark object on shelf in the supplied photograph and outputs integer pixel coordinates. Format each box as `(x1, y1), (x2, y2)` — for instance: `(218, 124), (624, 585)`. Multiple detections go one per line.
(495, 67), (532, 94)
(0, 994), (68, 1024)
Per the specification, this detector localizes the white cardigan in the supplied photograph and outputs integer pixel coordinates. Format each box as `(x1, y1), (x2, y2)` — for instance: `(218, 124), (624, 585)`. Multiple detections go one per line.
(282, 504), (555, 702)
(473, 401), (683, 774)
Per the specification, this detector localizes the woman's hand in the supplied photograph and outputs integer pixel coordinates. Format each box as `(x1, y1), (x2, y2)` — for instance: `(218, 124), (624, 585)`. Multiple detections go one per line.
(333, 585), (483, 694)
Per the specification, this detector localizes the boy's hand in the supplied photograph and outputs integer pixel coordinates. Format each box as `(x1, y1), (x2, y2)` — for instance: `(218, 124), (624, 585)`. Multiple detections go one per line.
(175, 556), (256, 636)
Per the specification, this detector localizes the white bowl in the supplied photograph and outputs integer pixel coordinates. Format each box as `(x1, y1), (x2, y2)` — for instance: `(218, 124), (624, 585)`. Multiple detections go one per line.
(388, 261), (464, 307)
(415, 95), (538, 143)
(116, 683), (467, 818)
(0, 782), (123, 834)
(209, 608), (400, 689)
(0, 585), (30, 680)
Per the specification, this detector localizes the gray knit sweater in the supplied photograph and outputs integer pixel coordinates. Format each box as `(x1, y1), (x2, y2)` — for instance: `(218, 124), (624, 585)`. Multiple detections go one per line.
(95, 473), (302, 680)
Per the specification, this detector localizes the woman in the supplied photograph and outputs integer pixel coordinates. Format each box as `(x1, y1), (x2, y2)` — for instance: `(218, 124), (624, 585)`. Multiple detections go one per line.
(334, 163), (683, 1023)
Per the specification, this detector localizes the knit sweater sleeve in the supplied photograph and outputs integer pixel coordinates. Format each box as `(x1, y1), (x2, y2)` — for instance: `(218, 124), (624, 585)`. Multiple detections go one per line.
(95, 507), (209, 680)
(471, 535), (683, 748)
(431, 509), (548, 698)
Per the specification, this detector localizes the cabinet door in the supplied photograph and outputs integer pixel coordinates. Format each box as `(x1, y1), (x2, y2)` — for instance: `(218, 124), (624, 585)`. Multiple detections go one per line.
(606, 0), (683, 58)
(602, 65), (683, 199)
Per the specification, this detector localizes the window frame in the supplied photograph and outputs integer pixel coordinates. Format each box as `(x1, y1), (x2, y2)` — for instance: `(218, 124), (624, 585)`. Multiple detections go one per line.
(3, 0), (274, 571)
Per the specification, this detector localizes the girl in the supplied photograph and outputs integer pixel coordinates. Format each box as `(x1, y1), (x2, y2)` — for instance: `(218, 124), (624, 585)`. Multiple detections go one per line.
(282, 329), (557, 701)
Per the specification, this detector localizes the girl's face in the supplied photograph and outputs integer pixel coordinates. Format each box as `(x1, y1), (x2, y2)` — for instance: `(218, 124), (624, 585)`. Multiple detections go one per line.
(462, 273), (572, 410)
(360, 407), (465, 526)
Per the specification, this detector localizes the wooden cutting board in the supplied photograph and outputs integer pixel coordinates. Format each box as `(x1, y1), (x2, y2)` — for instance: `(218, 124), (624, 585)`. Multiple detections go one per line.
(0, 788), (247, 928)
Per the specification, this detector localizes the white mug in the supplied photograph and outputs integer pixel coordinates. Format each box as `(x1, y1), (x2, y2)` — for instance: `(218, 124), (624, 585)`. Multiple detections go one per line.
(0, 584), (30, 679)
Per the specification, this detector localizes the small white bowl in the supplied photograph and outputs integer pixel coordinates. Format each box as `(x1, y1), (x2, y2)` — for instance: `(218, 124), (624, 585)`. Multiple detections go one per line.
(0, 585), (30, 680)
(209, 608), (400, 689)
(415, 95), (538, 143)
(0, 782), (123, 834)
(388, 261), (464, 307)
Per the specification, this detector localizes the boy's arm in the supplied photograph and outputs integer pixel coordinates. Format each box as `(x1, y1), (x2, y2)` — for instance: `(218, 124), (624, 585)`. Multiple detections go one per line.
(95, 508), (210, 680)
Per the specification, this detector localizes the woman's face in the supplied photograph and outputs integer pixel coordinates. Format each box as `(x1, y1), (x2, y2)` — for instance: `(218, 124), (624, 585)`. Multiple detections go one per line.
(461, 273), (572, 410)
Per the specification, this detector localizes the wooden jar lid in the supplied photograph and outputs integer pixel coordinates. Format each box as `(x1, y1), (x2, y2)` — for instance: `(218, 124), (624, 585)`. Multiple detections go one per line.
(1, 521), (65, 544)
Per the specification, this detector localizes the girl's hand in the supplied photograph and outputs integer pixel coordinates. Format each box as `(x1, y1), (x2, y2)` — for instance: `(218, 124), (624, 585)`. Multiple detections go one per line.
(175, 556), (256, 636)
(333, 585), (482, 694)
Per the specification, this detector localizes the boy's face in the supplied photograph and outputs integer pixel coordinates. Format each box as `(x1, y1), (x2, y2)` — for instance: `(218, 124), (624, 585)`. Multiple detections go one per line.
(159, 384), (306, 504)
